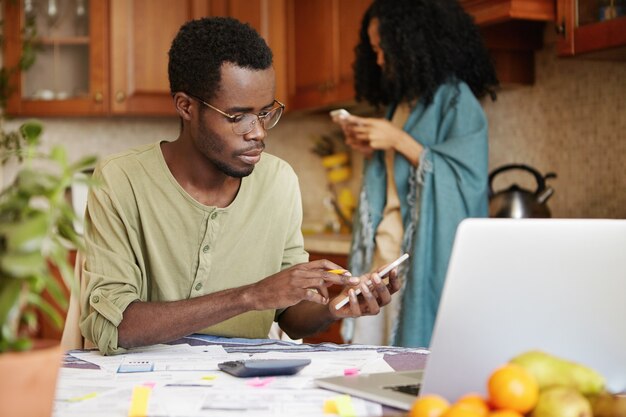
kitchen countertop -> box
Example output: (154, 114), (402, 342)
(303, 232), (351, 255)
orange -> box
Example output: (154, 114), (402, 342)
(455, 393), (490, 415)
(488, 411), (524, 417)
(487, 363), (539, 413)
(441, 403), (487, 417)
(410, 394), (451, 417)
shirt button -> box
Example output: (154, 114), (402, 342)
(202, 245), (209, 253)
(211, 212), (217, 220)
(92, 295), (100, 303)
(195, 283), (202, 291)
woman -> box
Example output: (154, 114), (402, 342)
(335, 0), (498, 347)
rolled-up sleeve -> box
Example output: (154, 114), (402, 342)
(79, 163), (144, 355)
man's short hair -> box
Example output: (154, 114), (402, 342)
(168, 17), (273, 100)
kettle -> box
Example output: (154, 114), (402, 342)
(488, 164), (557, 218)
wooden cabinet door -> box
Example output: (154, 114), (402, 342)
(555, 0), (626, 57)
(110, 0), (192, 115)
(110, 0), (287, 116)
(4, 0), (108, 116)
(287, 0), (370, 110)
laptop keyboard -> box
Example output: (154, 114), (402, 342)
(384, 383), (421, 396)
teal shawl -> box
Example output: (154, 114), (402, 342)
(347, 81), (489, 348)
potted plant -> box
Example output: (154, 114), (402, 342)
(0, 3), (93, 414)
(0, 119), (96, 417)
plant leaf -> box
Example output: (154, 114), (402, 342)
(19, 120), (43, 146)
(0, 212), (48, 253)
(69, 156), (98, 173)
(26, 292), (63, 330)
(0, 252), (46, 278)
(0, 278), (22, 337)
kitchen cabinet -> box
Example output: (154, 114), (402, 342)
(4, 0), (287, 117)
(555, 0), (626, 58)
(459, 0), (555, 85)
(110, 0), (288, 115)
(4, 0), (109, 116)
(460, 0), (554, 25)
(286, 0), (371, 111)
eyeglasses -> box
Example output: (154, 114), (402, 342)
(187, 93), (285, 136)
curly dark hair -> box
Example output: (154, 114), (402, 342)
(354, 0), (498, 107)
(168, 17), (273, 100)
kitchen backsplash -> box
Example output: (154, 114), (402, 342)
(3, 27), (625, 224)
(484, 30), (626, 219)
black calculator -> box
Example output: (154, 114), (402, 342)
(217, 358), (311, 377)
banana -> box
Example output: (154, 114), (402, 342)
(510, 350), (605, 395)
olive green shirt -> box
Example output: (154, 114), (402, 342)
(80, 142), (308, 355)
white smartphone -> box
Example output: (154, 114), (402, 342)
(334, 253), (409, 310)
(330, 108), (350, 120)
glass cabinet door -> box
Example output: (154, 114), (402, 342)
(4, 0), (107, 116)
(578, 0), (625, 27)
(23, 0), (90, 101)
(556, 0), (626, 56)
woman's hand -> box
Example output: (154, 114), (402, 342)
(346, 116), (404, 150)
(336, 117), (375, 157)
(328, 268), (401, 318)
(252, 259), (360, 310)
(341, 115), (422, 166)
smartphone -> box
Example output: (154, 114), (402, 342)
(330, 108), (350, 120)
(218, 359), (311, 378)
(334, 253), (409, 310)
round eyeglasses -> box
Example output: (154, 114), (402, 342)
(187, 93), (285, 136)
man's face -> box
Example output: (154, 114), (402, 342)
(193, 63), (276, 178)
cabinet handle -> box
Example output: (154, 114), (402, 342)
(555, 20), (566, 36)
(115, 91), (126, 103)
(94, 92), (103, 103)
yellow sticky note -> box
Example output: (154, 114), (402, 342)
(323, 398), (339, 414)
(323, 395), (356, 416)
(128, 386), (152, 417)
(334, 395), (356, 417)
(68, 392), (98, 402)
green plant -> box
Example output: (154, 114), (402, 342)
(0, 0), (96, 353)
(0, 120), (96, 352)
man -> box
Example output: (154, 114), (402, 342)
(80, 17), (400, 355)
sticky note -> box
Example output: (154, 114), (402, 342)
(343, 367), (359, 376)
(128, 386), (152, 417)
(334, 395), (356, 417)
(323, 398), (339, 414)
(246, 376), (275, 387)
(68, 392), (98, 402)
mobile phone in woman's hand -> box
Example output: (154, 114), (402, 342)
(330, 108), (351, 122)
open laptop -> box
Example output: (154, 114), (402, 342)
(315, 219), (626, 410)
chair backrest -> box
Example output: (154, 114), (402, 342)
(60, 251), (92, 350)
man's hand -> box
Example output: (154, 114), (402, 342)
(328, 268), (401, 318)
(251, 259), (360, 310)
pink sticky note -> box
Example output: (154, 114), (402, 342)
(246, 377), (276, 387)
(343, 367), (359, 376)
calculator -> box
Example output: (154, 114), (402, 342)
(217, 359), (311, 378)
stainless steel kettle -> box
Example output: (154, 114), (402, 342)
(488, 164), (557, 218)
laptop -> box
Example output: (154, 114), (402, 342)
(315, 219), (626, 410)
